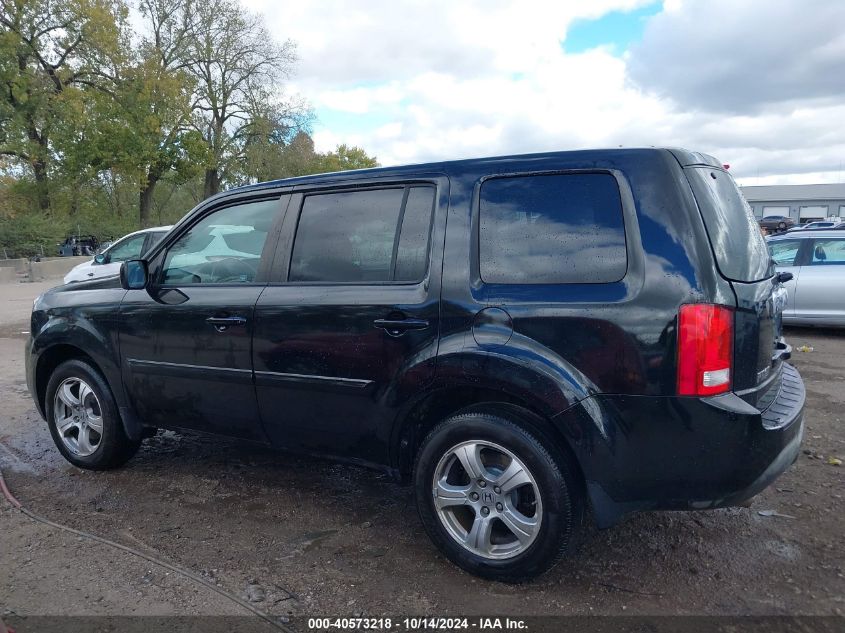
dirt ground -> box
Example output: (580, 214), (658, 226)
(1, 279), (843, 622)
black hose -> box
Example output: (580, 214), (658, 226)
(0, 467), (292, 632)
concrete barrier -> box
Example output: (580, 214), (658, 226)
(0, 258), (28, 273)
(0, 267), (17, 283)
(27, 256), (90, 282)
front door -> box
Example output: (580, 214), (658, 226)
(768, 238), (803, 317)
(253, 179), (447, 463)
(793, 237), (845, 323)
(119, 195), (284, 440)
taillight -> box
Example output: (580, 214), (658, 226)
(677, 304), (734, 396)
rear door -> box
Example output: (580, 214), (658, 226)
(253, 178), (447, 463)
(793, 237), (845, 324)
(119, 195), (284, 440)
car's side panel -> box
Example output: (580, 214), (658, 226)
(772, 234), (845, 326)
(439, 150), (731, 401)
(27, 280), (128, 417)
(117, 192), (288, 441)
(432, 149), (739, 518)
(119, 285), (267, 440)
(253, 176), (450, 465)
(791, 263), (845, 325)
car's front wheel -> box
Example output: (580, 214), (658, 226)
(45, 359), (141, 470)
(414, 411), (583, 582)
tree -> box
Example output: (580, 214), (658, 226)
(185, 0), (304, 198)
(241, 130), (379, 183)
(111, 0), (205, 225)
(315, 144), (379, 173)
(0, 0), (127, 211)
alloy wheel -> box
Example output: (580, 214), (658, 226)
(432, 440), (542, 560)
(53, 377), (104, 457)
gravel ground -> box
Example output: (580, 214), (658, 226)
(0, 280), (843, 622)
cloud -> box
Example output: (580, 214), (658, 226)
(242, 0), (845, 185)
(627, 0), (845, 113)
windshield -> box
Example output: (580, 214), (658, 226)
(686, 168), (772, 282)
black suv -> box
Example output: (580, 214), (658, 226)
(26, 148), (805, 582)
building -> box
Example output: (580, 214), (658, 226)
(740, 183), (845, 224)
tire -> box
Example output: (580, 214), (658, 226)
(414, 411), (583, 582)
(45, 359), (141, 470)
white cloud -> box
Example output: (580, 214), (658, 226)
(243, 0), (845, 184)
(627, 0), (845, 113)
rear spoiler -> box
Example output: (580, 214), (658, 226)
(667, 148), (723, 169)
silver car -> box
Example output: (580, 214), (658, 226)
(767, 229), (845, 327)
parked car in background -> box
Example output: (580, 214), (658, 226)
(63, 226), (172, 284)
(57, 234), (101, 257)
(786, 221), (838, 232)
(759, 215), (795, 232)
(28, 148), (804, 582)
(768, 229), (845, 327)
(96, 240), (114, 254)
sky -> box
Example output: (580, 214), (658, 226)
(241, 0), (845, 186)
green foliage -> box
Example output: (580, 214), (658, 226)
(315, 144), (380, 173)
(0, 0), (380, 254)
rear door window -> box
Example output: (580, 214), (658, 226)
(768, 240), (801, 266)
(809, 239), (845, 265)
(289, 186), (435, 283)
(478, 172), (627, 284)
(686, 168), (771, 282)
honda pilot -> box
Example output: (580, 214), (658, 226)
(26, 148), (805, 582)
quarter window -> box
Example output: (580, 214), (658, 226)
(768, 240), (801, 266)
(161, 199), (277, 284)
(289, 186), (435, 283)
(479, 173), (627, 284)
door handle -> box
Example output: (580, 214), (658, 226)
(373, 317), (430, 337)
(206, 315), (247, 332)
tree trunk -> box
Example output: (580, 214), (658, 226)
(32, 158), (50, 212)
(26, 124), (51, 212)
(203, 168), (220, 200)
(139, 170), (160, 227)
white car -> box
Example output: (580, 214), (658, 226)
(64, 226), (172, 284)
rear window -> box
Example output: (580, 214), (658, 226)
(479, 172), (627, 284)
(686, 168), (771, 282)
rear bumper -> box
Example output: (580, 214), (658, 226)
(570, 363), (805, 527)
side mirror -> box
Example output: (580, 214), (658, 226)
(776, 271), (793, 284)
(94, 253), (107, 265)
(120, 259), (149, 290)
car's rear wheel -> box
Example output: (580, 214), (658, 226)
(414, 411), (583, 582)
(45, 359), (141, 470)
